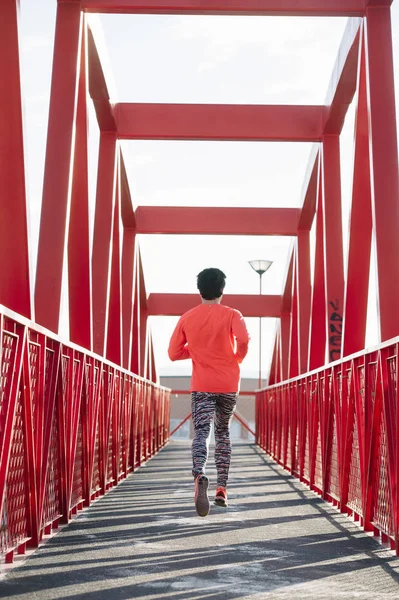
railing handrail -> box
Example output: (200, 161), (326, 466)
(0, 304), (171, 392)
(258, 334), (399, 392)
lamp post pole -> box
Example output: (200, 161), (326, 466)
(248, 260), (273, 390)
(258, 272), (263, 390)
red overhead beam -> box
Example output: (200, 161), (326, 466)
(147, 294), (282, 317)
(82, 0), (366, 17)
(135, 206), (300, 236)
(114, 104), (325, 142)
(87, 26), (116, 132)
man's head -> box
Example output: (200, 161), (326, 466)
(197, 268), (226, 300)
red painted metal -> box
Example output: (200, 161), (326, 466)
(147, 294), (282, 318)
(365, 7), (399, 342)
(68, 22), (92, 350)
(256, 336), (399, 554)
(138, 254), (148, 379)
(92, 132), (118, 356)
(322, 134), (344, 363)
(324, 23), (361, 135)
(81, 0), (366, 17)
(296, 231), (311, 373)
(0, 305), (170, 561)
(35, 1), (82, 332)
(298, 149), (319, 231)
(135, 207), (301, 236)
(308, 158), (326, 370)
(87, 26), (116, 132)
(121, 230), (136, 370)
(115, 104), (325, 142)
(170, 390), (255, 397)
(170, 413), (192, 437)
(288, 250), (299, 378)
(106, 160), (123, 365)
(0, 0), (31, 319)
(342, 28), (373, 357)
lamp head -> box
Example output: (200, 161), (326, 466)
(248, 260), (273, 276)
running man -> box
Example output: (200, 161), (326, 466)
(168, 268), (250, 517)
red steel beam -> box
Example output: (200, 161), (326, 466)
(342, 30), (372, 357)
(135, 207), (301, 236)
(0, 0), (31, 318)
(92, 131), (118, 355)
(68, 24), (92, 350)
(147, 294), (282, 317)
(324, 19), (361, 135)
(82, 1), (366, 17)
(366, 6), (399, 342)
(35, 2), (82, 331)
(299, 19), (362, 230)
(87, 25), (116, 131)
(114, 104), (325, 142)
(322, 134), (344, 363)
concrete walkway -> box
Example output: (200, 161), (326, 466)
(1, 441), (399, 599)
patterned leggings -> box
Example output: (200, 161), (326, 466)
(191, 392), (237, 488)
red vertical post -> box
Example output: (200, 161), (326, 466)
(35, 1), (82, 332)
(122, 229), (136, 370)
(308, 157), (326, 370)
(130, 255), (140, 375)
(0, 0), (31, 318)
(342, 30), (373, 357)
(289, 250), (299, 378)
(322, 134), (344, 363)
(281, 252), (294, 380)
(297, 230), (311, 373)
(68, 22), (92, 350)
(92, 131), (117, 356)
(106, 158), (122, 365)
(365, 6), (399, 342)
(281, 314), (291, 381)
(137, 251), (148, 378)
(268, 331), (278, 386)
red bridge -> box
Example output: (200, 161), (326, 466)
(1, 1), (399, 596)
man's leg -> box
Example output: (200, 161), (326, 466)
(191, 392), (216, 479)
(214, 393), (237, 490)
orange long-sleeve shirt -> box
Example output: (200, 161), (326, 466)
(168, 303), (250, 393)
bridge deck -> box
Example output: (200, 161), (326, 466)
(1, 441), (399, 599)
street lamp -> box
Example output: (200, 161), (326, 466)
(248, 260), (273, 389)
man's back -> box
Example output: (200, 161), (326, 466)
(168, 303), (249, 392)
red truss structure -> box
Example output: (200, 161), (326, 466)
(1, 0), (399, 558)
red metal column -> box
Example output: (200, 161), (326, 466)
(68, 22), (92, 350)
(296, 230), (311, 373)
(0, 0), (31, 317)
(365, 6), (399, 341)
(138, 253), (148, 378)
(92, 131), (117, 356)
(342, 29), (373, 357)
(308, 157), (326, 370)
(289, 249), (299, 378)
(106, 159), (122, 365)
(122, 229), (136, 370)
(281, 253), (294, 380)
(130, 253), (140, 375)
(322, 134), (344, 363)
(35, 1), (82, 332)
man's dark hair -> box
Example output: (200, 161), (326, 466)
(197, 268), (226, 300)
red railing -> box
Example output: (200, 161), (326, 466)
(256, 338), (399, 554)
(0, 305), (170, 563)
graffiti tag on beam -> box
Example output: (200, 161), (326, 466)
(329, 299), (342, 362)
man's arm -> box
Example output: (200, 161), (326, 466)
(168, 318), (190, 361)
(232, 310), (250, 364)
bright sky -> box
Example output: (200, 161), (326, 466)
(19, 1), (399, 380)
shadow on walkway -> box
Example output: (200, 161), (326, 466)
(1, 441), (399, 599)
